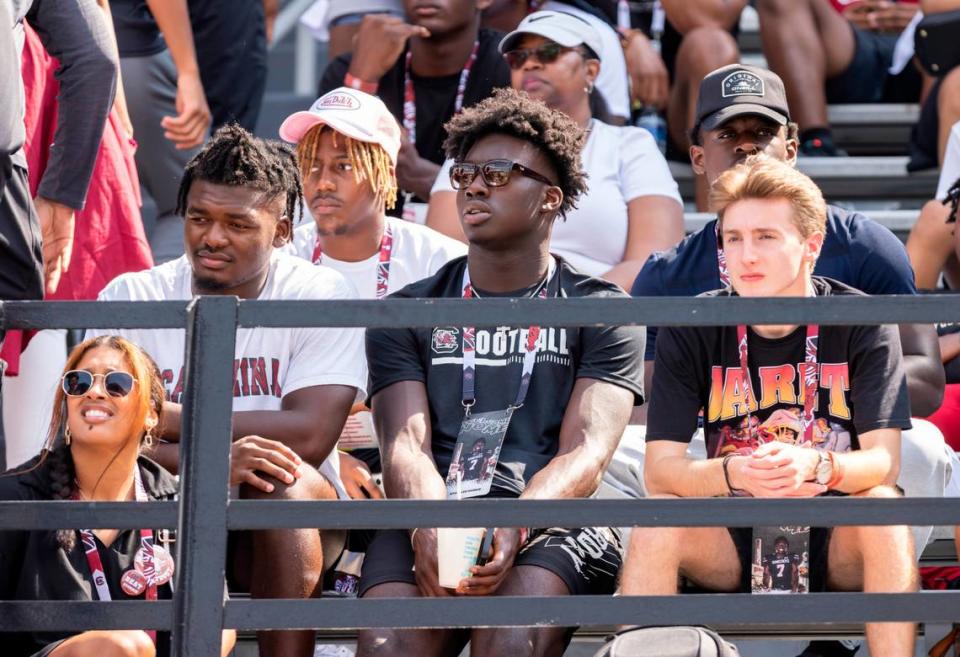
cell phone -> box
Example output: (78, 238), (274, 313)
(475, 527), (496, 566)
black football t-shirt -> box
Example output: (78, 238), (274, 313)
(647, 277), (912, 458)
(366, 257), (645, 497)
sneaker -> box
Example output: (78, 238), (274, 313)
(796, 639), (860, 657)
(799, 137), (847, 157)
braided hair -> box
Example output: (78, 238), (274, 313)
(944, 177), (960, 224)
(297, 125), (398, 211)
(176, 123), (304, 225)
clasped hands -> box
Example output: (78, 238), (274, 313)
(727, 441), (827, 498)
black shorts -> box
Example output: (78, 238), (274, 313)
(727, 527), (832, 593)
(826, 26), (921, 104)
(358, 526), (623, 598)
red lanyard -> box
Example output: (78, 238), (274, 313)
(312, 224), (394, 300)
(460, 260), (555, 414)
(78, 467), (158, 644)
(715, 222), (731, 287)
(403, 40), (479, 146)
(736, 322), (820, 445)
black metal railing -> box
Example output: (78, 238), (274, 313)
(2, 296), (960, 656)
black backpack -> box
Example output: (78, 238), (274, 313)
(594, 626), (741, 657)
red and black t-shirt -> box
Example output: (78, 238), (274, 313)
(647, 277), (912, 458)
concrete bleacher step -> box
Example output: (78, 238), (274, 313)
(669, 156), (938, 204)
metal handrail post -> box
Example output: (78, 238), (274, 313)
(171, 297), (238, 657)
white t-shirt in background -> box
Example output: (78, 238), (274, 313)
(936, 121), (960, 201)
(286, 216), (467, 297)
(89, 251), (368, 498)
(432, 120), (682, 276)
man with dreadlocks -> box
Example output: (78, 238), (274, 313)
(358, 88), (644, 657)
(279, 87), (465, 482)
(89, 124), (368, 657)
(280, 87), (466, 298)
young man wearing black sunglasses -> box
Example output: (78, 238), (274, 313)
(357, 88), (645, 657)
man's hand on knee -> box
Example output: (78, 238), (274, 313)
(230, 435), (304, 493)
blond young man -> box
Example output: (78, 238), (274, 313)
(619, 156), (918, 657)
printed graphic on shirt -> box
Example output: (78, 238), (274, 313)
(429, 327), (571, 368)
(707, 363), (853, 458)
(160, 358), (283, 404)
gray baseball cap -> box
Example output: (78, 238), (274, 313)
(499, 10), (603, 61)
(695, 64), (791, 131)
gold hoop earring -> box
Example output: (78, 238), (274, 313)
(64, 426), (71, 446)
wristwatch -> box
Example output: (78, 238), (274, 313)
(813, 451), (834, 486)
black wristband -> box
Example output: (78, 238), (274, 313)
(722, 454), (746, 496)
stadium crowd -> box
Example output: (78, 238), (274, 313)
(1, 1), (960, 657)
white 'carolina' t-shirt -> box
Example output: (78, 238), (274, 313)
(88, 250), (368, 498)
(285, 216), (467, 297)
(432, 120), (682, 276)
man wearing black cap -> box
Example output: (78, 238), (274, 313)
(608, 63), (948, 657)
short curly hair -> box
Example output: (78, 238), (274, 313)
(442, 88), (587, 218)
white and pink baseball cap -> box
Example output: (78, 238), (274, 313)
(279, 87), (402, 166)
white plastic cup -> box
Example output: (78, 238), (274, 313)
(437, 527), (485, 589)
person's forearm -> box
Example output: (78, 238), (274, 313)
(381, 442), (447, 500)
(521, 441), (614, 500)
(830, 446), (899, 493)
(400, 160), (441, 201)
(145, 441), (181, 474)
(145, 0), (200, 76)
(160, 401), (341, 467)
(646, 452), (730, 497)
(29, 0), (117, 209)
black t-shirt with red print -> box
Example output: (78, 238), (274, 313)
(366, 256), (645, 497)
(647, 277), (912, 459)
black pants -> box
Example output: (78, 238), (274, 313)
(0, 158), (43, 345)
(188, 0), (268, 133)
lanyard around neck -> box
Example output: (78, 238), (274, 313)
(78, 467), (158, 642)
(715, 222), (731, 287)
(736, 321), (820, 445)
(313, 224), (394, 300)
(403, 40), (479, 146)
(459, 259), (555, 414)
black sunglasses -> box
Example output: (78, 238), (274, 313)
(62, 370), (137, 398)
(449, 159), (555, 190)
(503, 43), (580, 70)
